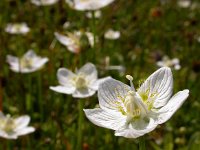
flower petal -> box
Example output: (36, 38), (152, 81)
(57, 68), (76, 86)
(72, 88), (96, 98)
(114, 118), (158, 138)
(98, 78), (131, 111)
(156, 89), (189, 124)
(16, 127), (35, 136)
(24, 50), (36, 58)
(50, 86), (75, 94)
(33, 57), (48, 68)
(89, 76), (111, 90)
(14, 116), (30, 131)
(77, 63), (97, 81)
(138, 67), (173, 108)
(84, 108), (126, 130)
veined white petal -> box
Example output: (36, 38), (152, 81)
(72, 88), (96, 98)
(98, 78), (131, 111)
(77, 63), (97, 81)
(84, 108), (126, 130)
(16, 127), (35, 136)
(14, 116), (30, 131)
(50, 86), (75, 94)
(156, 89), (189, 124)
(138, 67), (173, 108)
(114, 118), (158, 138)
(57, 68), (76, 86)
(89, 76), (111, 90)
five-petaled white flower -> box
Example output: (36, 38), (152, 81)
(54, 31), (95, 54)
(7, 50), (49, 73)
(65, 0), (115, 11)
(104, 29), (120, 40)
(31, 0), (58, 6)
(0, 112), (35, 139)
(84, 67), (189, 138)
(50, 63), (110, 98)
(157, 56), (181, 70)
(5, 23), (30, 35)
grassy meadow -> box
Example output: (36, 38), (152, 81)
(0, 0), (200, 149)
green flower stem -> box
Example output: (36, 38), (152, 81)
(77, 100), (84, 150)
(26, 74), (32, 112)
(38, 72), (44, 122)
(139, 136), (146, 150)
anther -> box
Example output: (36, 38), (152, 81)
(126, 75), (135, 91)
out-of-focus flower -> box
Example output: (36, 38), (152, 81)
(177, 0), (191, 8)
(7, 50), (48, 73)
(84, 67), (189, 138)
(103, 56), (125, 76)
(0, 112), (35, 139)
(5, 23), (30, 35)
(63, 21), (71, 29)
(65, 0), (115, 11)
(104, 29), (120, 40)
(157, 56), (181, 70)
(31, 0), (58, 6)
(86, 10), (102, 19)
(50, 63), (110, 98)
(54, 31), (94, 54)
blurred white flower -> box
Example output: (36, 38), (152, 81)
(86, 10), (102, 19)
(0, 112), (35, 139)
(157, 56), (181, 70)
(7, 50), (49, 73)
(50, 63), (110, 98)
(177, 0), (191, 8)
(65, 0), (114, 11)
(5, 23), (30, 35)
(84, 67), (189, 138)
(63, 21), (71, 29)
(54, 31), (95, 54)
(31, 0), (58, 6)
(104, 29), (120, 40)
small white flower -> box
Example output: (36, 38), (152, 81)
(177, 0), (191, 8)
(0, 112), (35, 139)
(157, 56), (181, 70)
(65, 0), (115, 11)
(63, 21), (71, 29)
(50, 63), (110, 98)
(7, 50), (49, 73)
(86, 10), (102, 19)
(104, 29), (120, 40)
(31, 0), (58, 6)
(5, 23), (30, 35)
(54, 31), (95, 54)
(84, 67), (189, 138)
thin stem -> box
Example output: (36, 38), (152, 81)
(38, 72), (43, 122)
(77, 100), (84, 150)
(26, 74), (32, 112)
(139, 136), (146, 150)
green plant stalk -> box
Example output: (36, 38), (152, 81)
(26, 74), (32, 112)
(77, 100), (84, 150)
(139, 136), (146, 150)
(38, 72), (44, 122)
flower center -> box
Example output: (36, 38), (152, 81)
(73, 75), (88, 89)
(20, 57), (33, 69)
(0, 115), (16, 133)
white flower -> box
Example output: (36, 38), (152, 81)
(0, 112), (35, 139)
(86, 10), (102, 19)
(63, 21), (71, 29)
(177, 0), (191, 8)
(157, 56), (181, 70)
(54, 31), (94, 54)
(65, 0), (115, 11)
(50, 63), (110, 98)
(31, 0), (58, 6)
(84, 67), (189, 138)
(104, 29), (120, 40)
(7, 50), (49, 73)
(5, 23), (30, 35)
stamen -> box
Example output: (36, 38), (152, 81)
(126, 75), (135, 91)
